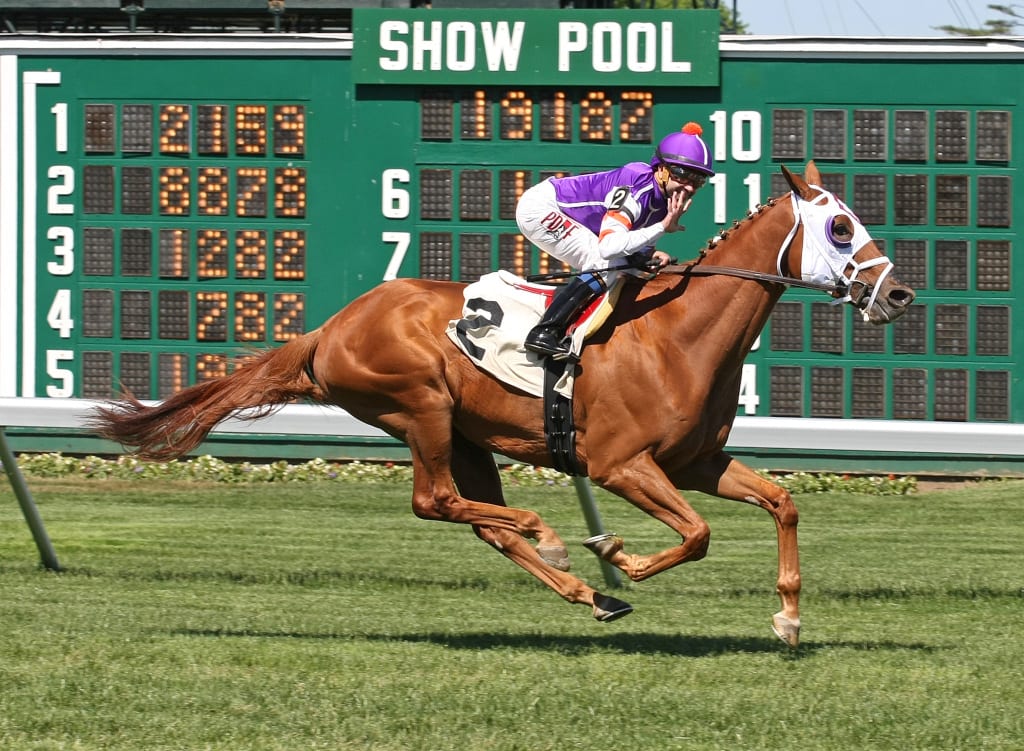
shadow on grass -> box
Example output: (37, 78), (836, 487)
(172, 628), (940, 658)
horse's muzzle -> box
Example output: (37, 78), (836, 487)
(859, 278), (916, 323)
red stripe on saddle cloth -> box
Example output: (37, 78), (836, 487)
(510, 280), (606, 333)
(510, 280), (556, 301)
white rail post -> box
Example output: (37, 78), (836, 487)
(572, 476), (622, 589)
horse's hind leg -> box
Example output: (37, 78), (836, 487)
(677, 452), (801, 648)
(442, 432), (632, 622)
(323, 323), (626, 619)
(407, 426), (561, 548)
(450, 432), (569, 571)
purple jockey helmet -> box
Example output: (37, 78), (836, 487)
(650, 122), (715, 177)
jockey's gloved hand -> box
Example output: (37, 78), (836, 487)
(626, 252), (658, 269)
(626, 252), (675, 271)
(621, 252), (663, 281)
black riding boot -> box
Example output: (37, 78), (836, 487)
(525, 275), (605, 358)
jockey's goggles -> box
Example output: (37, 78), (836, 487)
(665, 164), (708, 187)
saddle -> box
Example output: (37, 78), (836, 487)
(446, 271), (625, 475)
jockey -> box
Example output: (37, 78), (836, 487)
(515, 122), (715, 359)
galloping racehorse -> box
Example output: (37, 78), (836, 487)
(92, 163), (915, 647)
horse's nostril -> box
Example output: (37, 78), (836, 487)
(889, 286), (915, 307)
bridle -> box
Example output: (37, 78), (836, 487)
(663, 189), (894, 319)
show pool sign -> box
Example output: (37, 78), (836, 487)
(352, 8), (720, 86)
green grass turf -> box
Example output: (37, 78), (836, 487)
(1, 478), (1021, 750)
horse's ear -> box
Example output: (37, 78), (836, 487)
(780, 163), (816, 200)
(803, 160), (822, 186)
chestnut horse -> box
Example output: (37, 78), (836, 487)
(92, 162), (914, 647)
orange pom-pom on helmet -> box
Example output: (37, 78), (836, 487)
(651, 121), (715, 177)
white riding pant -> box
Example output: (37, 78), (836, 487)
(515, 180), (610, 272)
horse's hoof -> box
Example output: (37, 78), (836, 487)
(582, 533), (623, 560)
(771, 612), (801, 648)
(592, 592), (633, 622)
(537, 545), (571, 571)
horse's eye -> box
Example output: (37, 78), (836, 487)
(828, 215), (854, 246)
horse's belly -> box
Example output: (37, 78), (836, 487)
(445, 356), (550, 459)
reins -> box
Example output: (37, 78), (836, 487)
(660, 262), (849, 296)
(659, 192), (852, 297)
(526, 261), (840, 291)
(526, 252), (855, 300)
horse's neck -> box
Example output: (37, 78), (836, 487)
(664, 206), (794, 359)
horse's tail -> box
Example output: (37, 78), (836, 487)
(89, 328), (327, 461)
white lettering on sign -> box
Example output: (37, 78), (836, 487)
(412, 20), (442, 71)
(376, 19), (690, 75)
(378, 20), (526, 72)
(558, 21), (690, 74)
(481, 21), (525, 71)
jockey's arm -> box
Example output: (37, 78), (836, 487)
(594, 187), (686, 261)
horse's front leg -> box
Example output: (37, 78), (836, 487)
(587, 454), (713, 580)
(674, 452), (801, 648)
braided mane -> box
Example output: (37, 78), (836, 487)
(698, 196), (779, 258)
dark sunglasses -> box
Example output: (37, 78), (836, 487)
(665, 164), (708, 187)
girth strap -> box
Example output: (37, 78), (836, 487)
(542, 358), (585, 477)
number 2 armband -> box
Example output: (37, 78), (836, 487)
(604, 186), (641, 225)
